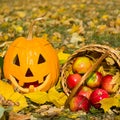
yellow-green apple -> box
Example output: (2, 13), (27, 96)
(72, 56), (92, 74)
(77, 86), (93, 99)
(66, 73), (82, 89)
(90, 88), (109, 108)
(86, 72), (102, 88)
(101, 74), (119, 93)
(69, 95), (91, 112)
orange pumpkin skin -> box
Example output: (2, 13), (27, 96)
(3, 37), (59, 93)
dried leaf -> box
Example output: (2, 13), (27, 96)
(9, 112), (30, 120)
(105, 57), (115, 65)
(70, 33), (85, 48)
(15, 11), (26, 18)
(111, 72), (120, 93)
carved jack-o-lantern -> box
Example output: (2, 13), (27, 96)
(3, 18), (59, 93)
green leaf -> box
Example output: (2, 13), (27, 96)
(0, 57), (3, 68)
(0, 106), (5, 119)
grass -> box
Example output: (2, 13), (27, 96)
(0, 0), (120, 119)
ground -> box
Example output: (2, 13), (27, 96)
(0, 0), (120, 119)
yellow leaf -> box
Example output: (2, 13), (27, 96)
(15, 11), (26, 18)
(105, 57), (115, 65)
(102, 14), (109, 21)
(0, 80), (28, 112)
(55, 77), (62, 90)
(48, 87), (67, 108)
(13, 25), (23, 33)
(111, 72), (120, 93)
(25, 91), (49, 104)
(0, 80), (14, 99)
(42, 33), (48, 40)
(100, 96), (120, 112)
(70, 24), (80, 33)
(116, 18), (120, 26)
(56, 92), (67, 107)
(97, 25), (107, 33)
(57, 48), (70, 64)
(10, 92), (28, 112)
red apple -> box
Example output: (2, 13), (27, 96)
(72, 56), (92, 74)
(90, 88), (109, 108)
(69, 95), (91, 112)
(86, 72), (102, 88)
(66, 73), (82, 89)
(77, 86), (93, 99)
(101, 74), (118, 93)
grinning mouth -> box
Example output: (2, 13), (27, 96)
(14, 74), (48, 88)
(23, 80), (40, 88)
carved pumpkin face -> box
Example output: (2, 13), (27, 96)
(3, 37), (59, 93)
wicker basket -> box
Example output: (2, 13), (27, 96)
(61, 44), (120, 96)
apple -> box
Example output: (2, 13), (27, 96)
(101, 74), (118, 93)
(86, 72), (102, 88)
(66, 73), (82, 89)
(69, 95), (91, 112)
(90, 88), (109, 108)
(72, 56), (92, 74)
(77, 86), (93, 99)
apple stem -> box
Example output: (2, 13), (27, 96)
(27, 13), (47, 40)
(64, 51), (109, 108)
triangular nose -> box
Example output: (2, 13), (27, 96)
(25, 68), (33, 77)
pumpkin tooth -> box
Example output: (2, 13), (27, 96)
(29, 85), (35, 92)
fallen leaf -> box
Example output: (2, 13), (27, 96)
(9, 112), (30, 120)
(57, 48), (70, 64)
(25, 91), (49, 104)
(105, 57), (115, 65)
(100, 95), (120, 112)
(10, 92), (28, 112)
(48, 87), (67, 108)
(0, 80), (28, 112)
(70, 33), (85, 48)
(0, 106), (5, 119)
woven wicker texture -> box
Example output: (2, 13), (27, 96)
(61, 44), (120, 96)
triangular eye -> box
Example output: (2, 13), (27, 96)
(13, 54), (20, 66)
(38, 54), (45, 64)
(25, 68), (33, 77)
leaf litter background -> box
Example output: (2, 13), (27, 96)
(0, 0), (120, 119)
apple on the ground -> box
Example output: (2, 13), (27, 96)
(69, 95), (91, 112)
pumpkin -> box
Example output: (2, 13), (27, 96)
(3, 18), (59, 93)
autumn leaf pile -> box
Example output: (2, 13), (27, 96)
(0, 0), (120, 119)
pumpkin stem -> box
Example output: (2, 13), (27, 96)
(27, 13), (47, 40)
